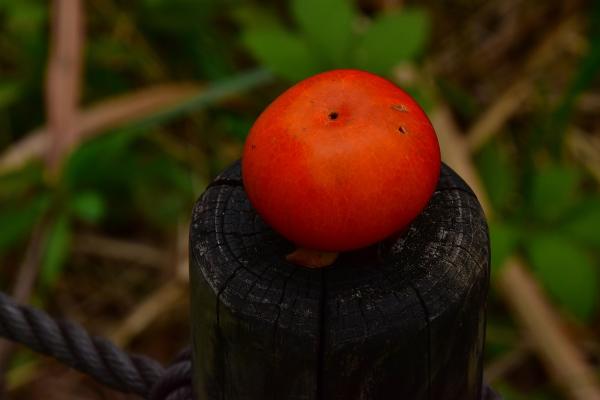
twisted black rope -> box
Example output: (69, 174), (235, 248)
(0, 292), (192, 399)
(149, 348), (192, 400)
(0, 291), (500, 399)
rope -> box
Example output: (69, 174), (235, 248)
(149, 348), (192, 400)
(0, 292), (192, 399)
(0, 291), (500, 399)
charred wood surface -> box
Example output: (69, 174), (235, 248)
(190, 161), (490, 400)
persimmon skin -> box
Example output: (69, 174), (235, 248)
(242, 69), (441, 252)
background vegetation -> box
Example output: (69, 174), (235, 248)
(1, 0), (600, 399)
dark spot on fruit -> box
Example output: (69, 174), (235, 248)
(251, 144), (256, 150)
(328, 112), (339, 120)
(398, 126), (407, 134)
(392, 104), (408, 113)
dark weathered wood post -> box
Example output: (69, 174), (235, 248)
(189, 161), (489, 400)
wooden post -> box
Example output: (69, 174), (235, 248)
(189, 161), (490, 400)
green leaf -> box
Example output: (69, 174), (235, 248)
(3, 1), (47, 36)
(489, 221), (520, 275)
(403, 85), (435, 113)
(8, 349), (36, 371)
(230, 5), (284, 31)
(70, 192), (106, 223)
(476, 140), (517, 213)
(215, 113), (254, 141)
(0, 163), (44, 200)
(41, 214), (71, 287)
(527, 234), (598, 321)
(291, 0), (356, 66)
(63, 130), (139, 191)
(528, 164), (581, 223)
(437, 78), (478, 120)
(354, 9), (429, 75)
(562, 197), (600, 249)
(242, 29), (322, 81)
(0, 195), (50, 254)
(132, 154), (194, 226)
(0, 81), (22, 109)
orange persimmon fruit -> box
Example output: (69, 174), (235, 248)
(242, 69), (441, 266)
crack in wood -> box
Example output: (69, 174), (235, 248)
(317, 268), (327, 400)
(409, 281), (432, 400)
(272, 268), (300, 343)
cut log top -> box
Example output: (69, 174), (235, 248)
(189, 161), (490, 400)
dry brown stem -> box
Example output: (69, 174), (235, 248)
(467, 17), (584, 151)
(45, 0), (84, 172)
(0, 0), (85, 393)
(0, 83), (200, 174)
(484, 341), (530, 383)
(430, 106), (491, 214)
(108, 280), (186, 347)
(568, 129), (600, 183)
(73, 233), (168, 268)
(0, 224), (47, 391)
(105, 222), (190, 347)
(498, 259), (600, 400)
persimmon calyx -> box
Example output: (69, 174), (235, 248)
(286, 248), (338, 268)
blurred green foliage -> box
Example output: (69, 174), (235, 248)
(0, 0), (600, 397)
(477, 1), (600, 331)
(480, 140), (600, 321)
(1, 0), (433, 290)
(240, 0), (429, 80)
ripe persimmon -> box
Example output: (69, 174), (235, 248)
(242, 69), (440, 266)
